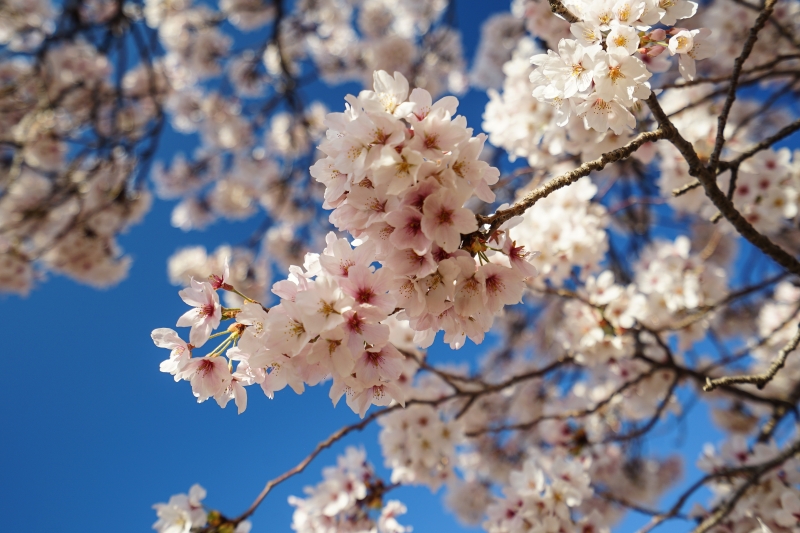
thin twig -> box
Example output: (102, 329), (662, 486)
(647, 94), (800, 277)
(707, 0), (778, 173)
(704, 324), (800, 391)
(478, 129), (665, 237)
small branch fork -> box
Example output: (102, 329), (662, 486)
(202, 357), (571, 530)
(647, 93), (800, 277)
(704, 324), (800, 391)
(636, 438), (800, 533)
(707, 0), (778, 174)
(673, 117), (800, 197)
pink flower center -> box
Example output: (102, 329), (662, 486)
(437, 208), (454, 226)
(198, 359), (215, 376)
(485, 274), (505, 294)
(405, 217), (422, 235)
(423, 133), (439, 150)
(366, 351), (382, 367)
(346, 313), (365, 334)
(356, 287), (376, 304)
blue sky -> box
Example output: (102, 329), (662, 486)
(0, 1), (784, 532)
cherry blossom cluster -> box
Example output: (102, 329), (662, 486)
(313, 70), (538, 350)
(693, 0), (800, 76)
(153, 484), (252, 533)
(6, 0), (799, 531)
(154, 228), (429, 416)
(483, 451), (601, 533)
(0, 0), (466, 295)
(549, 235), (727, 366)
(694, 437), (800, 533)
(750, 282), (800, 399)
(482, 20), (664, 168)
(528, 0), (713, 135)
(508, 176), (608, 284)
(378, 404), (462, 490)
(288, 447), (410, 533)
(142, 0), (466, 238)
(0, 0), (55, 50)
(0, 39), (153, 294)
(656, 87), (800, 233)
(482, 37), (561, 168)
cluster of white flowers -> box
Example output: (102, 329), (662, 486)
(0, 9), (164, 294)
(509, 176), (608, 284)
(484, 452), (601, 533)
(0, 153), (151, 294)
(469, 14), (526, 91)
(153, 484), (252, 533)
(551, 235), (727, 365)
(657, 88), (800, 235)
(152, 484), (208, 533)
(511, 0), (571, 48)
(750, 282), (800, 398)
(694, 0), (800, 76)
(528, 0), (712, 135)
(288, 447), (410, 533)
(482, 38), (561, 169)
(554, 270), (641, 364)
(695, 437), (800, 533)
(378, 404), (462, 490)
(315, 71), (537, 350)
(633, 236), (727, 343)
(140, 0), (466, 236)
(0, 0), (56, 51)
(0, 0), (470, 295)
(152, 71), (540, 417)
(727, 149), (800, 236)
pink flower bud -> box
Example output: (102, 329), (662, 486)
(649, 29), (667, 41)
(647, 45), (667, 57)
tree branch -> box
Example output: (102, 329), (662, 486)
(707, 0), (778, 173)
(547, 0), (579, 23)
(703, 323), (800, 391)
(478, 129), (665, 237)
(647, 93), (800, 277)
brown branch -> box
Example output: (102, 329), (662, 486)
(703, 324), (800, 391)
(691, 438), (800, 533)
(606, 374), (680, 443)
(547, 0), (579, 23)
(707, 0), (778, 173)
(647, 93), (800, 277)
(222, 403), (403, 528)
(656, 272), (789, 332)
(635, 345), (794, 411)
(657, 54), (800, 90)
(729, 0), (800, 51)
(666, 71), (800, 120)
(596, 490), (683, 519)
(466, 367), (660, 437)
(676, 117), (800, 196)
(636, 438), (800, 533)
(720, 118), (800, 170)
(478, 129), (665, 237)
(216, 357), (571, 527)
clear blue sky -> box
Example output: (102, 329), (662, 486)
(0, 1), (765, 532)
